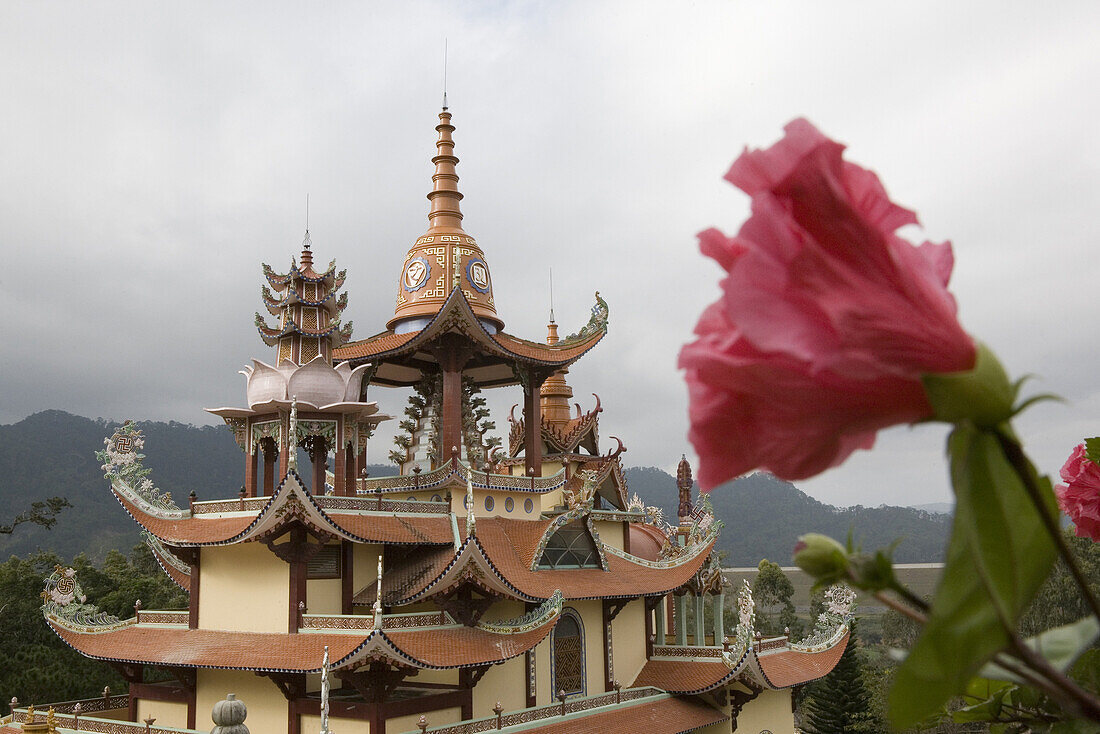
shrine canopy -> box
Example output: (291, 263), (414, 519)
(332, 108), (608, 390)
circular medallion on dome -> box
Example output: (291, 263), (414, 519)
(403, 256), (431, 292)
(466, 257), (491, 294)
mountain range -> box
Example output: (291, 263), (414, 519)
(0, 411), (950, 564)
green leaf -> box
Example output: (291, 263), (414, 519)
(978, 617), (1100, 684)
(888, 423), (1058, 727)
(1084, 438), (1100, 466)
(1070, 649), (1100, 692)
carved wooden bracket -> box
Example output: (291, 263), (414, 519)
(603, 598), (632, 622)
(460, 664), (492, 689)
(261, 671), (305, 701)
(435, 583), (495, 627)
(342, 662), (416, 704)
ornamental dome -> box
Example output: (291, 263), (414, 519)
(387, 109), (504, 334)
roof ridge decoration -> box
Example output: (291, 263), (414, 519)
(563, 291), (609, 342)
(791, 583), (855, 652)
(475, 589), (563, 634)
(41, 566), (124, 632)
(97, 422), (182, 515)
(142, 531), (191, 591)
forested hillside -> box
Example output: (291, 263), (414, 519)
(623, 467), (951, 565)
(1, 411), (950, 564)
(0, 411), (392, 561)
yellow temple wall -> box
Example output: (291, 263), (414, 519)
(351, 543), (381, 593)
(196, 670), (287, 734)
(539, 489), (564, 513)
(388, 707), (462, 734)
(134, 700), (188, 730)
(301, 713), (368, 733)
(471, 655), (526, 716)
(533, 634), (551, 705)
(199, 543), (288, 632)
(735, 686), (794, 733)
(450, 489), (542, 519)
(480, 598), (524, 623)
(594, 520), (623, 551)
(569, 600), (605, 697)
(307, 576), (342, 614)
(610, 598), (647, 687)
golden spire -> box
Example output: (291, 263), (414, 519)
(540, 322), (573, 426)
(388, 107), (503, 333)
(426, 110), (465, 234)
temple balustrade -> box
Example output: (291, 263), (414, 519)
(405, 686), (666, 734)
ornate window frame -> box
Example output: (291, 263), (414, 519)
(550, 606), (586, 697)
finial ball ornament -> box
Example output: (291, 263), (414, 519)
(211, 693), (248, 733)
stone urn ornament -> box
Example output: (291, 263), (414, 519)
(211, 693), (248, 734)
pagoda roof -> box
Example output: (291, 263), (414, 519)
(46, 614), (558, 673)
(750, 630), (851, 689)
(631, 660), (743, 695)
(356, 514), (717, 605)
(111, 470), (453, 548)
(509, 394), (603, 456)
(333, 288), (607, 388)
(144, 533), (191, 592)
(517, 695), (727, 734)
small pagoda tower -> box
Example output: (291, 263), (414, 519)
(257, 230), (353, 365)
(208, 232), (387, 496)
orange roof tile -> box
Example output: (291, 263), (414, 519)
(755, 632), (850, 688)
(631, 660), (738, 694)
(390, 517), (715, 603)
(519, 696), (727, 734)
(49, 619), (552, 672)
(386, 623), (554, 668)
(333, 330), (418, 360)
(49, 621), (366, 672)
(147, 539), (191, 592)
(116, 486), (452, 548)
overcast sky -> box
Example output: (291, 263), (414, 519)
(3, 1), (1099, 509)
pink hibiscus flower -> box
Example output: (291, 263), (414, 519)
(1056, 443), (1100, 542)
(680, 119), (976, 489)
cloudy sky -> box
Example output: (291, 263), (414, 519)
(3, 1), (1099, 508)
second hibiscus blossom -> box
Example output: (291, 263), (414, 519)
(680, 118), (977, 489)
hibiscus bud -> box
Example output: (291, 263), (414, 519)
(921, 343), (1015, 428)
(793, 533), (849, 584)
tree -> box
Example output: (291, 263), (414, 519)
(0, 497), (71, 535)
(801, 622), (878, 734)
(752, 559), (802, 638)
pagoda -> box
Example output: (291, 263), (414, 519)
(5, 106), (851, 734)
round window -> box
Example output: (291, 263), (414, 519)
(505, 497), (515, 513)
(431, 494), (442, 502)
(524, 498), (534, 513)
(484, 495), (495, 511)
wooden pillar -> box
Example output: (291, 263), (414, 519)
(523, 372), (543, 478)
(245, 444), (258, 498)
(311, 438), (327, 494)
(369, 704), (384, 734)
(645, 599), (655, 659)
(188, 549), (200, 630)
(694, 594), (706, 646)
(341, 541), (354, 615)
(344, 444), (357, 496)
(712, 591), (725, 644)
(186, 685), (196, 730)
(289, 699), (301, 734)
(674, 594), (688, 646)
(440, 346), (467, 466)
(263, 440), (277, 496)
(622, 521), (631, 555)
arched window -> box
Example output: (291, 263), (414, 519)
(552, 608), (585, 696)
(537, 521), (600, 569)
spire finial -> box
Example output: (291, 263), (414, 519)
(300, 195), (313, 267)
(549, 267), (555, 324)
(442, 39), (449, 110)
(465, 468), (476, 538)
(425, 104), (464, 233)
(373, 554), (384, 626)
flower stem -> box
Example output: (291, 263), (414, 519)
(993, 430), (1100, 622)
